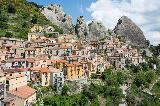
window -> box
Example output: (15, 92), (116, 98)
(59, 82), (62, 87)
(26, 100), (28, 105)
(50, 50), (52, 54)
(55, 74), (57, 77)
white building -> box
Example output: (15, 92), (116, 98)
(50, 68), (64, 91)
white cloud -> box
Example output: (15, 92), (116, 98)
(87, 0), (160, 45)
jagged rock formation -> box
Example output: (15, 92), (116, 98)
(75, 16), (108, 40)
(75, 16), (88, 39)
(88, 21), (108, 40)
(114, 16), (146, 47)
(41, 4), (73, 34)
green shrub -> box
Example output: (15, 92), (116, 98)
(5, 32), (13, 38)
(8, 3), (16, 13)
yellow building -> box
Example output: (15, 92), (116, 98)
(30, 67), (51, 86)
(65, 62), (83, 80)
(30, 24), (43, 33)
(35, 46), (45, 55)
(51, 59), (67, 69)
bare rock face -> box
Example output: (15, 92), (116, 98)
(88, 21), (108, 40)
(114, 16), (146, 47)
(75, 16), (88, 39)
(75, 16), (108, 40)
(41, 4), (73, 34)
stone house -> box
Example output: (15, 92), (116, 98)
(4, 69), (27, 91)
(7, 86), (36, 106)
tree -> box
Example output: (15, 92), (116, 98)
(134, 71), (146, 88)
(149, 45), (160, 57)
(134, 70), (157, 88)
(129, 64), (141, 73)
(90, 96), (99, 106)
(61, 85), (70, 96)
(5, 32), (13, 38)
(43, 96), (55, 105)
(31, 15), (37, 24)
(82, 84), (97, 101)
(21, 21), (29, 28)
(145, 71), (157, 84)
(140, 63), (149, 72)
(29, 2), (43, 8)
(91, 73), (98, 79)
(103, 86), (124, 105)
(8, 3), (16, 13)
(17, 30), (28, 39)
(21, 11), (30, 19)
(142, 50), (147, 58)
(79, 94), (88, 106)
(145, 40), (150, 47)
(0, 12), (8, 29)
(116, 71), (127, 85)
(53, 26), (63, 34)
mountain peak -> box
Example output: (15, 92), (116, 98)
(114, 16), (147, 48)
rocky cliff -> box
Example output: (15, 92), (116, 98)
(88, 21), (108, 40)
(75, 16), (108, 40)
(75, 16), (88, 39)
(41, 4), (73, 34)
(114, 16), (146, 47)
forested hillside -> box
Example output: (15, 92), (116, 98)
(0, 0), (63, 39)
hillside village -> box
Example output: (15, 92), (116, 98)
(1, 1), (160, 106)
(0, 24), (145, 106)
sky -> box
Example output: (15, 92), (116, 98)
(28, 0), (160, 45)
(27, 0), (95, 23)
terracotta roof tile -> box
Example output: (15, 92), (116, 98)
(65, 63), (74, 67)
(30, 67), (50, 73)
(26, 58), (35, 63)
(51, 59), (67, 63)
(3, 69), (23, 73)
(59, 46), (71, 49)
(50, 67), (62, 73)
(25, 48), (36, 51)
(73, 62), (82, 65)
(8, 86), (36, 99)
